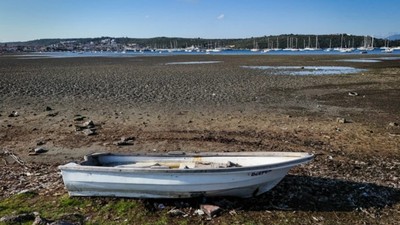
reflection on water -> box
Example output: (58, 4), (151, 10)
(241, 66), (366, 75)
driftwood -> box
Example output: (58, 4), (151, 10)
(1, 149), (29, 169)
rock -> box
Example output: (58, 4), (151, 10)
(32, 215), (51, 225)
(82, 120), (95, 128)
(389, 122), (398, 127)
(34, 147), (47, 154)
(229, 210), (237, 216)
(348, 92), (359, 96)
(75, 120), (96, 131)
(45, 106), (53, 111)
(193, 209), (205, 216)
(336, 117), (347, 123)
(114, 136), (135, 146)
(121, 136), (135, 142)
(82, 129), (96, 136)
(200, 204), (221, 217)
(167, 208), (185, 217)
(73, 115), (86, 121)
(8, 111), (19, 117)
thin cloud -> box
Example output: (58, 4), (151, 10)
(217, 14), (225, 20)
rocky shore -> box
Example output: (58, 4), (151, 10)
(0, 54), (399, 224)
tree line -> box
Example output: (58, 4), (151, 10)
(3, 34), (400, 49)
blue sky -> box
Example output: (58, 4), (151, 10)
(0, 0), (399, 42)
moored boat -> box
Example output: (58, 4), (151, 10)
(59, 151), (313, 198)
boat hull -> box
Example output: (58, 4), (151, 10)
(59, 152), (313, 198)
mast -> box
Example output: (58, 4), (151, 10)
(276, 37), (279, 49)
(340, 34), (343, 49)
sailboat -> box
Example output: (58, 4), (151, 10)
(324, 39), (332, 51)
(250, 40), (260, 52)
(381, 39), (393, 53)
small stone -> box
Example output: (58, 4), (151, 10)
(121, 136), (135, 142)
(348, 92), (359, 96)
(114, 136), (135, 146)
(74, 125), (86, 131)
(389, 122), (398, 127)
(8, 111), (19, 117)
(82, 129), (96, 136)
(167, 208), (184, 217)
(45, 106), (53, 111)
(229, 210), (237, 216)
(34, 147), (47, 154)
(32, 215), (51, 225)
(200, 204), (221, 217)
(83, 120), (94, 127)
(73, 115), (86, 121)
(336, 117), (347, 123)
(193, 209), (205, 216)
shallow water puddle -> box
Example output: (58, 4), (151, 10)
(241, 66), (366, 75)
(337, 59), (381, 63)
(165, 61), (221, 65)
(374, 57), (400, 60)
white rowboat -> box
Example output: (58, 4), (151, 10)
(59, 151), (313, 198)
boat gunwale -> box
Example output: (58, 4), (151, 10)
(58, 151), (313, 174)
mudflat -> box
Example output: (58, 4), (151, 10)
(1, 54), (399, 224)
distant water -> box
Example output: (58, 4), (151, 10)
(15, 48), (400, 58)
(165, 61), (221, 65)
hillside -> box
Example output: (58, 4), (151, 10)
(2, 34), (400, 50)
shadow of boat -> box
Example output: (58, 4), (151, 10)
(141, 175), (399, 212)
(242, 175), (400, 212)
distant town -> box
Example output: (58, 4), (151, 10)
(1, 34), (399, 53)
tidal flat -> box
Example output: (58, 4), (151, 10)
(0, 54), (399, 224)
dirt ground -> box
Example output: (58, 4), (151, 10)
(0, 54), (399, 224)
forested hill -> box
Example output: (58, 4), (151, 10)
(3, 34), (400, 49)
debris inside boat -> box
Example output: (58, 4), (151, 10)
(59, 151), (313, 198)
